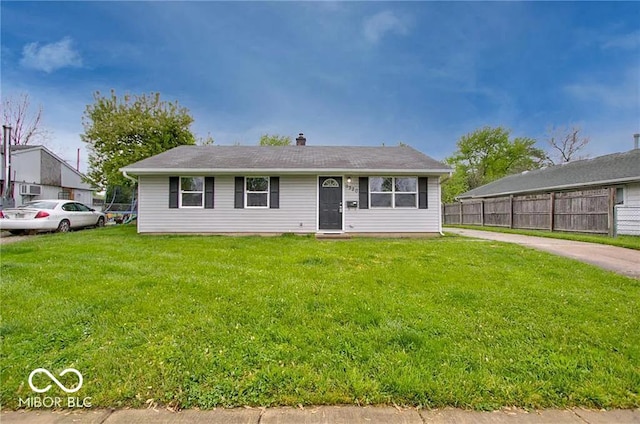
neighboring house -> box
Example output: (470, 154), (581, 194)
(120, 135), (451, 235)
(0, 145), (94, 207)
(456, 148), (640, 236)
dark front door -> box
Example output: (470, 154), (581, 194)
(319, 176), (343, 231)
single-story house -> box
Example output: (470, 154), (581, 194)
(457, 148), (640, 236)
(0, 145), (94, 207)
(120, 135), (452, 235)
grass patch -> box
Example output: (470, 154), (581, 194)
(1, 225), (639, 410)
(446, 225), (640, 251)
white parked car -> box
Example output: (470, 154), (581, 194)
(0, 200), (106, 235)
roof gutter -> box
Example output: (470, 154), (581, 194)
(120, 168), (453, 176)
(122, 170), (138, 185)
(458, 176), (640, 199)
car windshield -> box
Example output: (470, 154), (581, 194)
(20, 201), (58, 210)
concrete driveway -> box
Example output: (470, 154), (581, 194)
(0, 231), (33, 245)
(3, 406), (639, 424)
(0, 231), (38, 245)
(447, 228), (640, 279)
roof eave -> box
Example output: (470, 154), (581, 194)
(457, 176), (640, 199)
(121, 167), (453, 175)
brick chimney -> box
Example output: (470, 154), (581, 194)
(296, 133), (306, 146)
(634, 133), (639, 150)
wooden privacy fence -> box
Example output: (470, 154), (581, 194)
(443, 188), (615, 235)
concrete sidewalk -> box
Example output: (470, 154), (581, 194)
(446, 228), (640, 279)
(2, 406), (639, 424)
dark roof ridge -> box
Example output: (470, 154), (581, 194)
(121, 144), (451, 173)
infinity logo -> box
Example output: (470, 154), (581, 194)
(28, 368), (83, 394)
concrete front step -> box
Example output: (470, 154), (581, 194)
(315, 233), (352, 240)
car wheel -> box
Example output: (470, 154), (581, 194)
(96, 216), (105, 228)
(57, 219), (71, 233)
(9, 230), (25, 236)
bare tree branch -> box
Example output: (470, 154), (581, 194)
(1, 93), (49, 145)
(546, 125), (590, 164)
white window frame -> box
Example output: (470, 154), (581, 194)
(615, 186), (625, 205)
(245, 176), (270, 209)
(369, 176), (418, 209)
(179, 176), (204, 208)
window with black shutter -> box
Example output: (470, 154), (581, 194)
(359, 177), (369, 209)
(204, 177), (215, 209)
(419, 177), (428, 209)
(169, 177), (179, 208)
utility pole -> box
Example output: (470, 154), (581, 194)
(2, 125), (15, 208)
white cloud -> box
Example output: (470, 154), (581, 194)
(20, 37), (82, 73)
(363, 11), (408, 44)
(601, 30), (640, 50)
(563, 64), (640, 110)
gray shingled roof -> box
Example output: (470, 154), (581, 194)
(122, 145), (451, 174)
(458, 149), (640, 199)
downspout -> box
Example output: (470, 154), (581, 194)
(438, 174), (447, 236)
(122, 170), (137, 185)
(121, 170), (138, 207)
(2, 125), (12, 201)
(121, 170), (138, 225)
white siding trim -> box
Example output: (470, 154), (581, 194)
(138, 175), (316, 233)
(615, 183), (640, 236)
(136, 174), (443, 234)
(343, 176), (441, 233)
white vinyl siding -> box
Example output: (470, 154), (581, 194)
(136, 174), (444, 234)
(137, 175), (316, 233)
(623, 183), (640, 207)
(615, 183), (640, 236)
(10, 149), (41, 184)
(344, 177), (441, 233)
(4, 147), (94, 207)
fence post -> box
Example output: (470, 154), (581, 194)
(549, 192), (555, 232)
(480, 200), (485, 226)
(608, 187), (615, 237)
(459, 202), (463, 225)
(509, 195), (514, 228)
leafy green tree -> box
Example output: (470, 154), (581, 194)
(442, 126), (546, 202)
(81, 90), (196, 189)
(259, 133), (292, 146)
(441, 168), (469, 204)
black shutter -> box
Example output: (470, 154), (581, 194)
(204, 177), (215, 209)
(169, 177), (179, 208)
(270, 177), (279, 209)
(234, 177), (244, 209)
(419, 177), (428, 209)
(359, 177), (369, 209)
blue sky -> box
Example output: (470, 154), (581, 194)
(1, 1), (639, 172)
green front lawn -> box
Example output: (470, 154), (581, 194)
(1, 226), (638, 410)
(445, 225), (640, 251)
